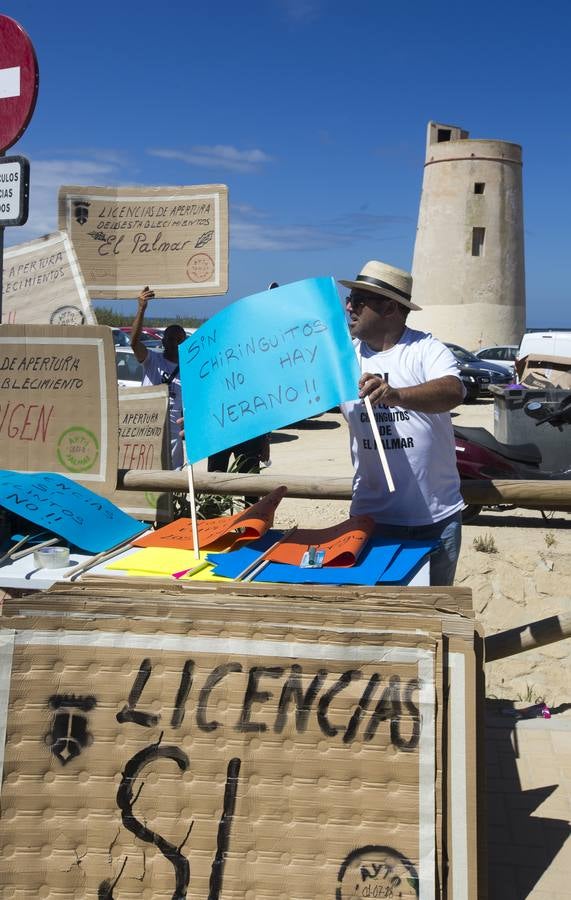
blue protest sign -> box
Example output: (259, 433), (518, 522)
(0, 471), (147, 552)
(179, 277), (360, 463)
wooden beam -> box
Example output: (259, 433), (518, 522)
(485, 610), (571, 661)
(118, 469), (571, 508)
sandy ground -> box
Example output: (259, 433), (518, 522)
(263, 400), (571, 706)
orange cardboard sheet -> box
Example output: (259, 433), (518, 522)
(134, 485), (288, 550)
(265, 515), (375, 566)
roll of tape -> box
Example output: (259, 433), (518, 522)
(34, 546), (70, 569)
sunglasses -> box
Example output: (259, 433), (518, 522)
(346, 292), (389, 311)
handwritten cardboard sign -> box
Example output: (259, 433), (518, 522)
(58, 184), (229, 298)
(109, 385), (173, 522)
(0, 599), (444, 898)
(0, 471), (147, 551)
(180, 278), (360, 463)
(2, 231), (96, 326)
(0, 324), (119, 491)
(134, 486), (288, 550)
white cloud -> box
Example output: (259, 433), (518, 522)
(278, 0), (322, 22)
(231, 202), (270, 218)
(148, 145), (274, 174)
(7, 157), (121, 245)
(232, 221), (352, 251)
(231, 207), (411, 251)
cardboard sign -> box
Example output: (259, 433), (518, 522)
(0, 602), (441, 898)
(2, 231), (96, 325)
(180, 278), (360, 463)
(134, 486), (288, 550)
(0, 324), (119, 490)
(0, 471), (146, 552)
(58, 184), (229, 298)
(515, 354), (571, 390)
(109, 385), (173, 522)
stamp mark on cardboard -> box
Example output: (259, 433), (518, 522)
(336, 845), (419, 899)
(57, 426), (99, 472)
(187, 252), (214, 282)
(50, 305), (86, 325)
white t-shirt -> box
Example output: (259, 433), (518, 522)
(341, 328), (464, 526)
(142, 350), (183, 469)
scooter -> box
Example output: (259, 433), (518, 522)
(454, 394), (571, 522)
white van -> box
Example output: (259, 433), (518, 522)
(517, 331), (571, 361)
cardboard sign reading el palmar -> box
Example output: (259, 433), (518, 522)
(58, 184), (228, 298)
(2, 231), (96, 325)
(0, 598), (438, 898)
(180, 278), (360, 463)
(0, 325), (118, 490)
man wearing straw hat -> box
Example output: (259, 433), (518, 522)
(339, 260), (466, 585)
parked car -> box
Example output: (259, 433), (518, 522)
(458, 367), (481, 402)
(473, 344), (518, 374)
(517, 331), (571, 361)
(119, 326), (163, 348)
(115, 348), (144, 388)
(445, 343), (513, 394)
(111, 328), (131, 347)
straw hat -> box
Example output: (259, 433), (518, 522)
(339, 260), (421, 311)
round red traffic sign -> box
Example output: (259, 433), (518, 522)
(0, 16), (39, 153)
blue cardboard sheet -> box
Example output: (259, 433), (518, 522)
(208, 532), (437, 585)
(0, 471), (147, 553)
(206, 530), (283, 576)
(209, 535), (400, 584)
(377, 541), (439, 584)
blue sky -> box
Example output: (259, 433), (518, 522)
(4, 0), (571, 327)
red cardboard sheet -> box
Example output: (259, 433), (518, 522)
(134, 486), (287, 550)
(265, 515), (375, 567)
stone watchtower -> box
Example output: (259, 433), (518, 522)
(411, 121), (525, 349)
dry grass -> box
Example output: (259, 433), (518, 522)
(473, 532), (498, 554)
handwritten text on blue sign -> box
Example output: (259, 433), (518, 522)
(180, 278), (359, 463)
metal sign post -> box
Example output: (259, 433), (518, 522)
(0, 15), (39, 321)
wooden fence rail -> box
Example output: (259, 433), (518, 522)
(118, 470), (571, 509)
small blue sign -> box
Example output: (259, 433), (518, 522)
(0, 471), (147, 552)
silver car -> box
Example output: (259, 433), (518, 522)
(473, 344), (518, 374)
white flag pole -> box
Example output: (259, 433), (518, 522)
(362, 394), (395, 493)
(182, 440), (201, 560)
(355, 347), (395, 493)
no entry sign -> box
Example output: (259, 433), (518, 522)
(0, 16), (39, 152)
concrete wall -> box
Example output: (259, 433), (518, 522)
(411, 124), (526, 350)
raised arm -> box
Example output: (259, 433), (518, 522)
(359, 373), (465, 414)
(130, 286), (155, 363)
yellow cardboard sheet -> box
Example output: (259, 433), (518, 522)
(105, 547), (230, 582)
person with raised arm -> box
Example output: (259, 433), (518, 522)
(131, 286), (187, 469)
